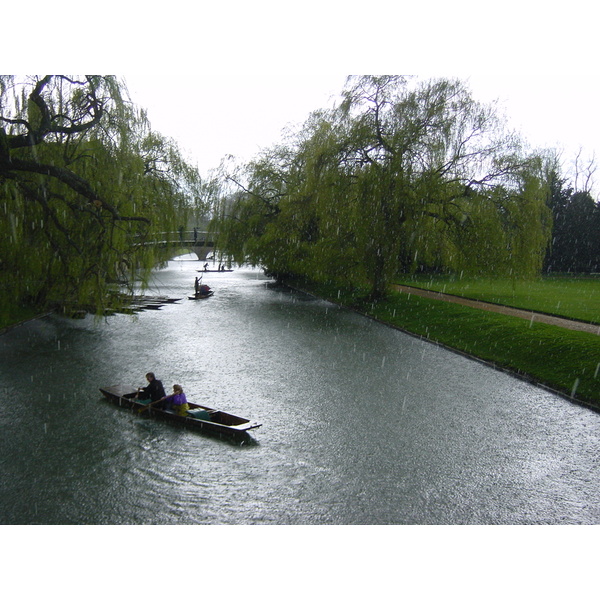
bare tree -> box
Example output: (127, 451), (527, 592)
(572, 147), (597, 194)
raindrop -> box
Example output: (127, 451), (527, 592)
(594, 363), (599, 379)
(381, 356), (386, 368)
(571, 378), (580, 397)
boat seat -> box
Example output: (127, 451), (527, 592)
(187, 408), (212, 421)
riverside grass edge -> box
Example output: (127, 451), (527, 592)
(285, 277), (600, 412)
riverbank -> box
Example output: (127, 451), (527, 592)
(0, 309), (55, 336)
(392, 284), (600, 335)
(0, 292), (177, 335)
(284, 278), (600, 411)
(394, 274), (600, 324)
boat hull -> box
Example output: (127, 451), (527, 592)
(188, 291), (214, 300)
(99, 385), (261, 440)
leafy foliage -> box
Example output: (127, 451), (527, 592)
(0, 75), (206, 319)
(214, 76), (552, 298)
(544, 168), (600, 272)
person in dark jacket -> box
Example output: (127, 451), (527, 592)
(137, 372), (166, 405)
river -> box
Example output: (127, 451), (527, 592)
(1, 256), (600, 524)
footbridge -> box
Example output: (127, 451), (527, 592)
(138, 230), (217, 260)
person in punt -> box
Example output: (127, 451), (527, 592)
(137, 372), (166, 405)
(160, 384), (190, 416)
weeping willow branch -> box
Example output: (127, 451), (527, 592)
(4, 157), (150, 224)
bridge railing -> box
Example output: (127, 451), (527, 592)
(137, 231), (215, 247)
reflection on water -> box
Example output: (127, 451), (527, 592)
(1, 257), (600, 524)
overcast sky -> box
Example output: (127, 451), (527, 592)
(11, 0), (599, 193)
(124, 71), (600, 190)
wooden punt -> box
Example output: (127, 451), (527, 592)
(99, 384), (261, 440)
(188, 291), (214, 300)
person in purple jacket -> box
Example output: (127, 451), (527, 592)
(160, 384), (190, 416)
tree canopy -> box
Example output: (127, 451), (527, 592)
(214, 76), (553, 298)
(0, 75), (207, 318)
(544, 167), (600, 273)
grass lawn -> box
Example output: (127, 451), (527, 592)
(290, 278), (600, 408)
(393, 274), (600, 325)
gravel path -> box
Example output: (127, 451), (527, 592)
(392, 285), (600, 335)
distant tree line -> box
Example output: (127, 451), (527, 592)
(0, 75), (208, 319)
(544, 169), (600, 273)
(213, 76), (556, 298)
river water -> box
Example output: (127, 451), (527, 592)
(2, 256), (600, 525)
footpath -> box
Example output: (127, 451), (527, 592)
(392, 284), (600, 336)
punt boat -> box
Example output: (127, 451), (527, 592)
(99, 384), (261, 440)
(188, 291), (214, 300)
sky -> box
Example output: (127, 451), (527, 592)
(124, 70), (600, 191)
(10, 0), (600, 193)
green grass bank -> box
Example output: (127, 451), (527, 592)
(394, 274), (600, 325)
(286, 277), (600, 410)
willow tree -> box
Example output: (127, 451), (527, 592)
(214, 76), (551, 298)
(214, 110), (361, 282)
(214, 145), (293, 274)
(0, 75), (205, 318)
(316, 76), (549, 296)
